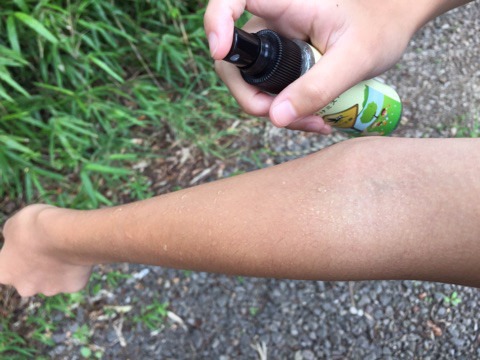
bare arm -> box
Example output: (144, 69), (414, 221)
(412, 0), (475, 30)
(2, 137), (480, 297)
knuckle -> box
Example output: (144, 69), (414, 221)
(233, 91), (268, 117)
(242, 92), (271, 117)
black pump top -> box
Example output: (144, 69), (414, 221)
(223, 27), (303, 94)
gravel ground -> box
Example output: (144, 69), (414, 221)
(45, 4), (480, 359)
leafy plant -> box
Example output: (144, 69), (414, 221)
(0, 1), (249, 357)
(453, 113), (480, 138)
(0, 0), (241, 209)
(0, 317), (37, 357)
(42, 292), (85, 319)
(73, 324), (91, 344)
(105, 271), (131, 288)
(133, 300), (169, 331)
(444, 291), (462, 306)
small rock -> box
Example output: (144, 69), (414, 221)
(448, 327), (460, 338)
(52, 333), (66, 344)
(302, 350), (316, 360)
(358, 295), (370, 307)
(133, 268), (150, 280)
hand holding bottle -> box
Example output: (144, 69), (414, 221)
(204, 0), (471, 133)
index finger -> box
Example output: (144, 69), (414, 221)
(204, 0), (292, 59)
(214, 17), (274, 116)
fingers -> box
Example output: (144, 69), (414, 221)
(286, 116), (333, 134)
(214, 17), (274, 116)
(215, 61), (273, 116)
(270, 40), (368, 128)
(206, 1), (342, 134)
(204, 0), (246, 59)
(204, 0), (292, 59)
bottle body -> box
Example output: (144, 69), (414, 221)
(298, 41), (402, 136)
(224, 28), (402, 136)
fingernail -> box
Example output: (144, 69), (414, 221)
(208, 32), (218, 57)
(272, 100), (298, 127)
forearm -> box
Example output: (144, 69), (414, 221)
(408, 0), (475, 31)
(43, 138), (480, 287)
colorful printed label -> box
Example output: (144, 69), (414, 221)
(309, 46), (402, 136)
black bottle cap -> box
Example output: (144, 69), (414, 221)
(224, 28), (261, 68)
(223, 27), (303, 94)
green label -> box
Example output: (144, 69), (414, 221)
(319, 79), (402, 136)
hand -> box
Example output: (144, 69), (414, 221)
(0, 205), (93, 297)
(205, 0), (418, 133)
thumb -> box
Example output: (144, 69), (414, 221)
(204, 0), (293, 60)
(269, 43), (368, 128)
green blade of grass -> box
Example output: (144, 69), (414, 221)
(14, 12), (58, 44)
(80, 171), (98, 207)
(0, 83), (14, 102)
(0, 66), (30, 97)
(13, 0), (29, 12)
(7, 16), (21, 54)
(89, 56), (124, 83)
(83, 162), (132, 175)
(0, 134), (35, 155)
(34, 82), (75, 96)
(31, 167), (64, 181)
(0, 44), (28, 65)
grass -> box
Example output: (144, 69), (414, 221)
(0, 0), (245, 211)
(453, 112), (480, 138)
(444, 291), (462, 306)
(133, 300), (169, 331)
(0, 317), (37, 358)
(0, 268), (141, 358)
(0, 1), (254, 357)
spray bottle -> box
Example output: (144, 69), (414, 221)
(223, 27), (402, 136)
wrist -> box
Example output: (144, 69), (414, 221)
(401, 0), (473, 33)
(37, 206), (100, 266)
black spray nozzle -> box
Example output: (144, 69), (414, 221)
(223, 27), (303, 94)
(224, 27), (261, 68)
